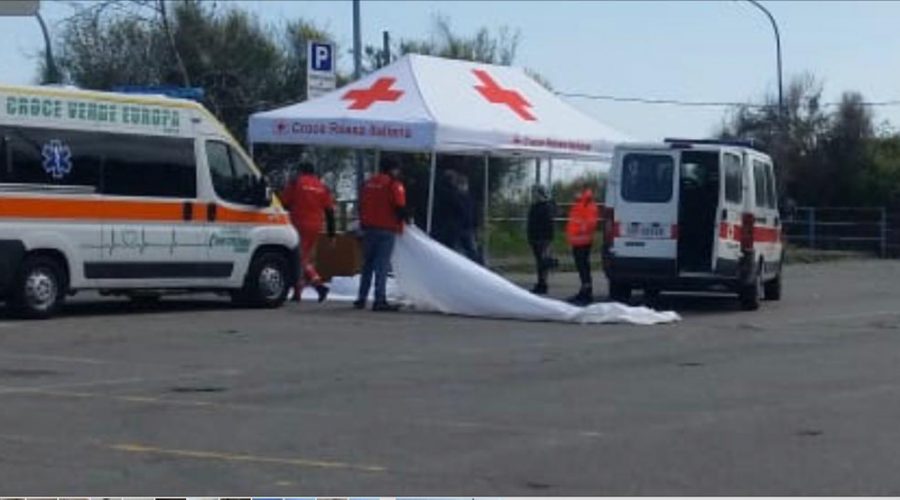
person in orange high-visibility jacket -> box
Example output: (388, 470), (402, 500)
(355, 156), (408, 312)
(565, 185), (600, 305)
(280, 162), (335, 303)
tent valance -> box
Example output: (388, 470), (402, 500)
(248, 54), (629, 159)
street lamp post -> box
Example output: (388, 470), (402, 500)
(35, 12), (60, 84)
(746, 0), (783, 117)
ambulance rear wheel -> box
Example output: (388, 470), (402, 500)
(11, 256), (66, 319)
(236, 252), (289, 308)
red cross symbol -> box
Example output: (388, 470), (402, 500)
(342, 77), (404, 110)
(472, 69), (536, 121)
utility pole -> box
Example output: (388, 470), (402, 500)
(746, 0), (783, 119)
(352, 0), (364, 209)
(382, 30), (390, 67)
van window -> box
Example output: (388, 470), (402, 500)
(206, 140), (259, 205)
(723, 153), (743, 203)
(101, 135), (196, 198)
(753, 159), (768, 208)
(0, 126), (101, 190)
(765, 163), (777, 209)
(621, 153), (674, 203)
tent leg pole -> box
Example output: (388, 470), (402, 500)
(547, 157), (553, 189)
(249, 142), (255, 160)
(427, 151), (437, 234)
(535, 158), (541, 185)
(483, 154), (490, 265)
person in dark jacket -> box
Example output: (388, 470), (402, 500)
(527, 184), (555, 294)
(432, 169), (464, 248)
(455, 175), (483, 263)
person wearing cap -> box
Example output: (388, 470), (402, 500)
(527, 184), (555, 294)
(355, 156), (408, 312)
(279, 161), (335, 302)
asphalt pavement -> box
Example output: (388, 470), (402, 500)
(1, 259), (900, 495)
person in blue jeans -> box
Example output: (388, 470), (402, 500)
(355, 157), (407, 312)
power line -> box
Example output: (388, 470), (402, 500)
(556, 91), (900, 109)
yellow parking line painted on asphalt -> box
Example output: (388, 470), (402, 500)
(108, 443), (387, 473)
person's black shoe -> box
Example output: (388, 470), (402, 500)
(567, 288), (593, 306)
(372, 301), (400, 312)
(353, 299), (366, 310)
(315, 284), (330, 303)
(531, 282), (548, 295)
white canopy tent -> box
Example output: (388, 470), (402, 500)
(248, 53), (629, 235)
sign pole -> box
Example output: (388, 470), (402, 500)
(427, 151), (437, 234)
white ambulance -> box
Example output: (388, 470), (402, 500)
(0, 85), (299, 318)
(602, 139), (783, 310)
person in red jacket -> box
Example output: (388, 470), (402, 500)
(280, 162), (335, 303)
(355, 156), (408, 312)
(565, 184), (600, 305)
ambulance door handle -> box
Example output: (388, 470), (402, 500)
(207, 203), (217, 222)
(182, 202), (193, 221)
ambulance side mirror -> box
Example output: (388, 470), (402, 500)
(250, 177), (272, 207)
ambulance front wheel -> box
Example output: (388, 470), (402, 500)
(11, 255), (67, 319)
(235, 251), (290, 308)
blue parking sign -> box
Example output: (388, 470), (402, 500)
(309, 42), (334, 73)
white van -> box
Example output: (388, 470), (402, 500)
(0, 85), (299, 318)
(602, 139), (783, 310)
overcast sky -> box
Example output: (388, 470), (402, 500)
(3, 0), (900, 142)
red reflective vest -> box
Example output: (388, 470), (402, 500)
(360, 173), (406, 233)
(280, 174), (335, 233)
(566, 189), (599, 247)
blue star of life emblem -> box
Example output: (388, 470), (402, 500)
(41, 139), (73, 180)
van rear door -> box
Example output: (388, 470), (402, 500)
(610, 150), (678, 263)
(714, 149), (746, 275)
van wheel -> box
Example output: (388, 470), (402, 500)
(609, 281), (632, 303)
(739, 268), (763, 311)
(235, 252), (289, 308)
(11, 256), (66, 319)
(764, 271), (782, 301)
(644, 288), (661, 307)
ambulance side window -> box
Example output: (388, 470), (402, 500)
(1, 126), (101, 191)
(753, 160), (768, 208)
(723, 153), (743, 204)
(207, 140), (258, 205)
(101, 135), (196, 198)
(765, 163), (778, 209)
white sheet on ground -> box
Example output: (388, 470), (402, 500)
(300, 275), (402, 302)
(389, 225), (680, 325)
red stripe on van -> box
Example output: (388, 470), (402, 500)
(719, 223), (780, 243)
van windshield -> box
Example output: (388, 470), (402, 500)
(621, 153), (674, 203)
